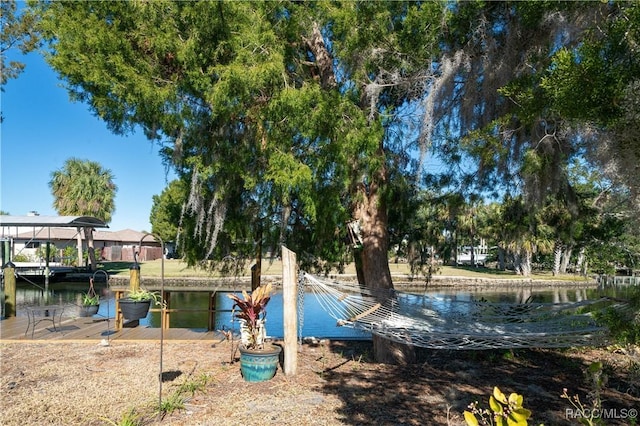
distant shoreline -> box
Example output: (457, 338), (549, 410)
(100, 271), (596, 292)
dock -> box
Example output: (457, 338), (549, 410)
(6, 262), (76, 283)
(0, 315), (223, 343)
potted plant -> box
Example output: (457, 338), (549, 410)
(228, 283), (282, 382)
(79, 292), (100, 317)
(118, 288), (161, 321)
(78, 277), (100, 317)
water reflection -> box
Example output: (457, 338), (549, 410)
(8, 280), (635, 339)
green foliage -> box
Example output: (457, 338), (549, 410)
(101, 409), (141, 426)
(48, 157), (114, 274)
(12, 253), (29, 262)
(84, 248), (103, 263)
(61, 246), (77, 266)
(29, 0), (640, 289)
(464, 386), (533, 426)
(150, 179), (187, 245)
(157, 391), (184, 416)
(32, 0), (449, 278)
(49, 158), (117, 222)
(123, 288), (161, 305)
(81, 293), (99, 306)
(0, 0), (40, 86)
(35, 243), (56, 262)
(594, 286), (640, 345)
(157, 373), (211, 418)
(178, 372), (210, 396)
(103, 373), (211, 424)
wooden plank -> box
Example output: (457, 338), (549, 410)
(0, 316), (29, 338)
(282, 245), (297, 376)
(0, 315), (218, 343)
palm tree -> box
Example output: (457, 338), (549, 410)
(49, 158), (117, 270)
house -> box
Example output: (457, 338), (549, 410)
(6, 227), (162, 263)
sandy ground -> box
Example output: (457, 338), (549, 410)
(1, 339), (639, 425)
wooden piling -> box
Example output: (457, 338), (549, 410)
(3, 262), (16, 317)
(129, 265), (140, 292)
(282, 245), (297, 376)
(251, 264), (260, 291)
(208, 291), (216, 331)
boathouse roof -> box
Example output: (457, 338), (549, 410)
(0, 215), (109, 228)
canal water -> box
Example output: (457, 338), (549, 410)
(7, 280), (636, 340)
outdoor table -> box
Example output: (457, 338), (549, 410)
(24, 305), (66, 338)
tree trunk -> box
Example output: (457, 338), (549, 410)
(498, 246), (506, 270)
(552, 240), (562, 276)
(521, 249), (532, 276)
(513, 251), (522, 275)
(560, 245), (572, 274)
(513, 248), (532, 276)
(470, 242), (476, 266)
(84, 227), (96, 271)
(576, 247), (585, 274)
(576, 247), (589, 276)
(305, 18), (412, 364)
(353, 179), (416, 365)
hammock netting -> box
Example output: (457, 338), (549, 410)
(301, 272), (614, 350)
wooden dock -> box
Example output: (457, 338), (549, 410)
(0, 315), (223, 343)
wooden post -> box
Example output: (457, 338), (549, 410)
(252, 231), (262, 291)
(251, 264), (260, 291)
(282, 245), (297, 376)
(114, 290), (123, 329)
(44, 241), (50, 293)
(3, 262), (16, 317)
(129, 265), (140, 292)
(208, 291), (216, 331)
(163, 291), (171, 329)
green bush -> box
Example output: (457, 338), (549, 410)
(12, 253), (30, 262)
(36, 243), (57, 261)
(594, 287), (640, 345)
(61, 246), (77, 266)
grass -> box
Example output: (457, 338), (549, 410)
(98, 259), (592, 282)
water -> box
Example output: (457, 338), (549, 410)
(7, 280), (636, 339)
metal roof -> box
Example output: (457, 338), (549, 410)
(13, 227), (155, 243)
(0, 215), (109, 228)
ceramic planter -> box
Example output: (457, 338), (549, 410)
(119, 298), (151, 320)
(238, 344), (282, 382)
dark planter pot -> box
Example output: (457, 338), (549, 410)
(79, 305), (99, 317)
(119, 298), (151, 320)
(238, 344), (282, 382)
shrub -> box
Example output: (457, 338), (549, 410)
(594, 287), (640, 345)
(36, 243), (57, 261)
(12, 253), (30, 262)
(464, 387), (532, 426)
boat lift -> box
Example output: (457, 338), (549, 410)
(0, 215), (109, 291)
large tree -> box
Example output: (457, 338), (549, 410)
(35, 0), (448, 363)
(420, 1), (640, 278)
(49, 158), (117, 270)
(150, 179), (187, 247)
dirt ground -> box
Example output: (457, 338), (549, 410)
(1, 339), (638, 425)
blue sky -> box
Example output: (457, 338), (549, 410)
(1, 51), (176, 232)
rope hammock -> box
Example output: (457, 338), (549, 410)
(301, 272), (614, 350)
